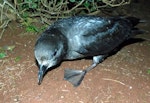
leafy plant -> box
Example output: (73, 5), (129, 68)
(15, 56), (21, 62)
(18, 0), (39, 11)
(0, 52), (6, 59)
(0, 0), (131, 36)
(20, 13), (47, 33)
(148, 69), (150, 74)
(0, 45), (15, 59)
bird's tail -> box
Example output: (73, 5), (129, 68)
(126, 17), (144, 27)
(126, 17), (146, 35)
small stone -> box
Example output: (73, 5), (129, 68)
(60, 96), (64, 98)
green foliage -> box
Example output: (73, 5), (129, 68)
(83, 1), (90, 8)
(18, 0), (39, 10)
(20, 12), (47, 33)
(0, 0), (131, 35)
(26, 25), (39, 32)
(15, 56), (21, 62)
(0, 52), (6, 59)
(69, 0), (99, 12)
(148, 69), (150, 74)
(0, 45), (15, 59)
(69, 0), (76, 2)
(0, 45), (22, 61)
(25, 24), (47, 33)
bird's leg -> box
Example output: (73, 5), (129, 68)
(64, 55), (107, 87)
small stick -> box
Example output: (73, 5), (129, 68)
(102, 78), (132, 89)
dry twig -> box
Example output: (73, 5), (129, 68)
(0, 0), (131, 38)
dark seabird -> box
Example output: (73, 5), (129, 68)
(34, 16), (144, 87)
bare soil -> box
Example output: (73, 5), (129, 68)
(0, 1), (150, 103)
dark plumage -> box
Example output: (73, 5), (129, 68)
(34, 16), (144, 87)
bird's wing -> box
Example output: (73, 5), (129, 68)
(71, 17), (130, 56)
(53, 16), (130, 57)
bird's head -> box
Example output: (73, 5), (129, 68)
(34, 33), (67, 85)
(35, 49), (59, 85)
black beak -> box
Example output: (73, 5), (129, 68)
(38, 65), (47, 85)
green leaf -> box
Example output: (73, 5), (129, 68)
(83, 1), (90, 8)
(15, 56), (21, 62)
(148, 69), (150, 74)
(31, 3), (38, 9)
(26, 25), (38, 32)
(0, 52), (6, 59)
(22, 12), (29, 18)
(69, 0), (76, 2)
(25, 0), (32, 3)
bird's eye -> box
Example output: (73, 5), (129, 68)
(53, 50), (57, 56)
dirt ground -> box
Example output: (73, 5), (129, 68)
(0, 1), (150, 103)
